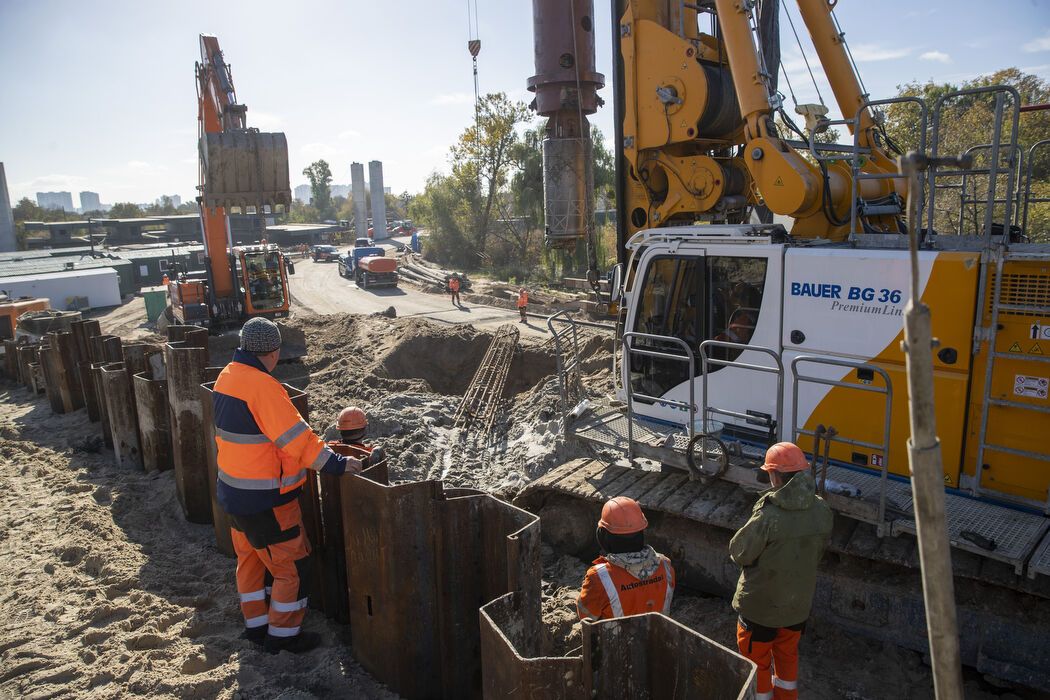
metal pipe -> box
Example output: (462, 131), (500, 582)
(165, 330), (213, 523)
(101, 361), (143, 470)
(900, 152), (964, 699)
(134, 370), (172, 473)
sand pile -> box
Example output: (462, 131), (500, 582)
(0, 386), (397, 699)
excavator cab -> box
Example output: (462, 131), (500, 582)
(237, 245), (289, 317)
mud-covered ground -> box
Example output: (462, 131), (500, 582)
(0, 312), (1037, 698)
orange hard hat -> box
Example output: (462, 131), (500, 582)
(761, 442), (809, 473)
(337, 406), (367, 431)
(598, 496), (648, 534)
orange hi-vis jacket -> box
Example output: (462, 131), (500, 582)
(214, 348), (349, 515)
(517, 290), (528, 308)
(577, 554), (675, 620)
(449, 278), (460, 292)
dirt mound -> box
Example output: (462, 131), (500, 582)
(265, 313), (610, 497)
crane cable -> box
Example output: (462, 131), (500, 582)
(466, 0), (481, 143)
(781, 2), (825, 107)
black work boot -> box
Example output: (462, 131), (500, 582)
(264, 631), (322, 655)
(240, 626), (266, 647)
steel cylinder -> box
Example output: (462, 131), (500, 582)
(80, 359), (101, 422)
(101, 361), (143, 470)
(17, 344), (39, 390)
(2, 340), (20, 379)
(543, 137), (595, 249)
(134, 371), (172, 474)
(527, 0), (604, 117)
(38, 338), (63, 412)
(166, 331), (212, 524)
(92, 362), (115, 448)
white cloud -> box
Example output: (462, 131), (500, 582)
(337, 129), (361, 140)
(429, 92), (475, 106)
(850, 44), (912, 62)
(919, 51), (952, 64)
(1022, 31), (1050, 53)
(127, 160), (151, 169)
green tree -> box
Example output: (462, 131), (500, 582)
(412, 92), (529, 269)
(302, 160), (334, 220)
(12, 197), (44, 222)
(145, 195), (177, 216)
(883, 68), (1050, 240)
(109, 202), (144, 218)
(450, 92), (531, 254)
(288, 199), (320, 224)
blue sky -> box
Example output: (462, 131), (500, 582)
(1, 0), (1048, 207)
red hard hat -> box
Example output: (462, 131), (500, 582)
(761, 442), (809, 473)
(598, 496), (648, 534)
(337, 406), (367, 431)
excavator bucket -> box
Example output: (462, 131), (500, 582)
(200, 129), (292, 210)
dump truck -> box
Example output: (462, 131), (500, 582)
(338, 245), (397, 287)
(522, 0), (1050, 690)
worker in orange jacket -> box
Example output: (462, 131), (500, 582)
(328, 406), (387, 468)
(516, 287), (528, 324)
(577, 497), (675, 621)
(449, 275), (461, 306)
(213, 317), (363, 654)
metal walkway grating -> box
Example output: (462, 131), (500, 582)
(894, 494), (1048, 575)
(822, 464), (915, 516)
(1028, 530), (1050, 580)
(568, 404), (1050, 580)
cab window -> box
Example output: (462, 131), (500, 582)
(243, 251), (286, 311)
(629, 255), (767, 400)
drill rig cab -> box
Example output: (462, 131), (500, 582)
(169, 34), (293, 327)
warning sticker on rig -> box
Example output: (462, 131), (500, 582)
(1014, 374), (1049, 399)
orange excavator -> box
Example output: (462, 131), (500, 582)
(168, 34), (293, 327)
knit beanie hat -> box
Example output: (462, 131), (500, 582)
(240, 317), (282, 353)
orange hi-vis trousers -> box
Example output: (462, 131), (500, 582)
(737, 617), (803, 700)
(230, 499), (311, 640)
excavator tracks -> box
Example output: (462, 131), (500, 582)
(516, 417), (1050, 689)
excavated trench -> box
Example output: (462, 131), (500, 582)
(376, 325), (559, 398)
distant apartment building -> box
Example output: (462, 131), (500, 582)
(294, 184), (312, 203)
(37, 191), (75, 211)
(79, 191), (101, 213)
(331, 184), (351, 199)
(172, 194), (182, 208)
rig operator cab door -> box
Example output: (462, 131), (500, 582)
(622, 231), (783, 436)
(237, 246), (291, 319)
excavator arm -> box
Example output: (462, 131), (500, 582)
(174, 34), (291, 324)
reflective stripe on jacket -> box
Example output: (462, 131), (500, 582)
(577, 554), (675, 621)
(214, 348), (347, 515)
